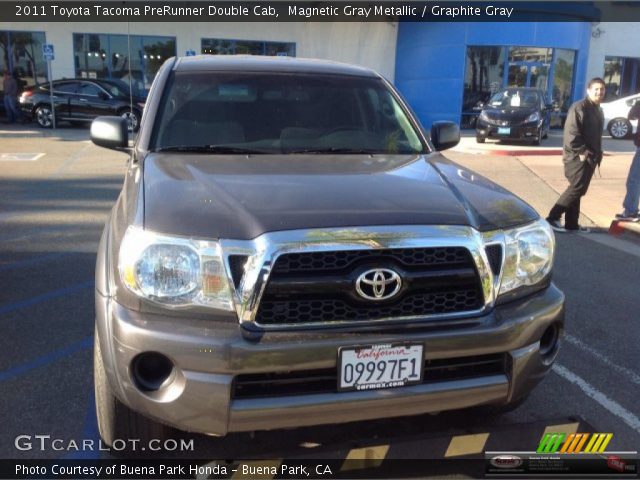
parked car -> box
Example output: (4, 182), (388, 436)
(600, 92), (640, 139)
(476, 87), (552, 145)
(18, 78), (145, 131)
(90, 56), (564, 448)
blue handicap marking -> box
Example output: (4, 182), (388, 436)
(43, 43), (55, 61)
(185, 49), (196, 57)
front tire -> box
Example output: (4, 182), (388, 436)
(608, 118), (631, 139)
(476, 135), (486, 144)
(35, 105), (53, 128)
(119, 108), (140, 132)
(94, 328), (171, 450)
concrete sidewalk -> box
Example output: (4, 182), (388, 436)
(0, 122), (96, 141)
(451, 130), (639, 239)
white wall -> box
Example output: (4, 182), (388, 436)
(0, 21), (398, 80)
(586, 21), (640, 83)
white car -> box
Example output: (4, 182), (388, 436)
(601, 93), (640, 139)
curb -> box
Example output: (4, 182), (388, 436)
(461, 147), (562, 156)
(608, 219), (640, 240)
(455, 148), (619, 157)
(0, 129), (47, 138)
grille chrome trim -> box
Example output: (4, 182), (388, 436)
(220, 226), (501, 331)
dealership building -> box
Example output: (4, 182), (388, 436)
(2, 7), (640, 129)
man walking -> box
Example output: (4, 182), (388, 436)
(2, 70), (20, 124)
(546, 77), (606, 233)
(615, 101), (640, 222)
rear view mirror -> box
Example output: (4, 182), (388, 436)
(431, 121), (460, 151)
(91, 116), (128, 150)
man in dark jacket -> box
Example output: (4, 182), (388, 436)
(615, 101), (640, 221)
(546, 77), (605, 233)
(2, 70), (20, 124)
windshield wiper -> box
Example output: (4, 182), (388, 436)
(285, 147), (382, 154)
(153, 145), (270, 154)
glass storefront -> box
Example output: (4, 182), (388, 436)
(73, 33), (176, 95)
(0, 30), (47, 95)
(462, 45), (576, 128)
(604, 56), (640, 101)
(462, 46), (506, 128)
(551, 49), (576, 125)
(201, 38), (295, 57)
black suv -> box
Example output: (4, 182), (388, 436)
(19, 78), (145, 131)
(90, 56), (564, 447)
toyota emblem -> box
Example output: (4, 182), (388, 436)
(355, 268), (402, 301)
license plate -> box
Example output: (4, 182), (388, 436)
(338, 343), (424, 392)
(498, 127), (511, 134)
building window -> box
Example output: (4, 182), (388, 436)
(462, 46), (506, 128)
(0, 30), (47, 94)
(73, 33), (176, 95)
(462, 45), (576, 128)
(201, 38), (295, 57)
(508, 47), (553, 64)
(604, 56), (640, 101)
(551, 49), (575, 117)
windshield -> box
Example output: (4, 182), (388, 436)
(488, 90), (540, 109)
(151, 72), (425, 154)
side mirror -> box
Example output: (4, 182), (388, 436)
(431, 121), (460, 151)
(91, 116), (128, 150)
(99, 91), (109, 100)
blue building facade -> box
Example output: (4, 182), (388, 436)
(395, 22), (592, 130)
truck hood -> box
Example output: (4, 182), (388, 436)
(142, 153), (538, 240)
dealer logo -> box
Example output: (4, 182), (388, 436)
(490, 455), (523, 469)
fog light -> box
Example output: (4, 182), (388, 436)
(131, 352), (174, 392)
(539, 323), (561, 363)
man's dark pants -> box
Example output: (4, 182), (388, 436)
(548, 158), (596, 230)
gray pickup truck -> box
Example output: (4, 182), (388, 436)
(91, 55), (564, 447)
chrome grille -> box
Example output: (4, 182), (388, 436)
(255, 247), (484, 326)
(484, 244), (503, 277)
(273, 247), (471, 273)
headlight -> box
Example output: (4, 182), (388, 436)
(118, 226), (234, 311)
(498, 219), (555, 296)
(479, 111), (490, 122)
(526, 111), (541, 123)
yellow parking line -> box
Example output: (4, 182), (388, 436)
(232, 460), (282, 480)
(445, 433), (490, 457)
(341, 445), (389, 471)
